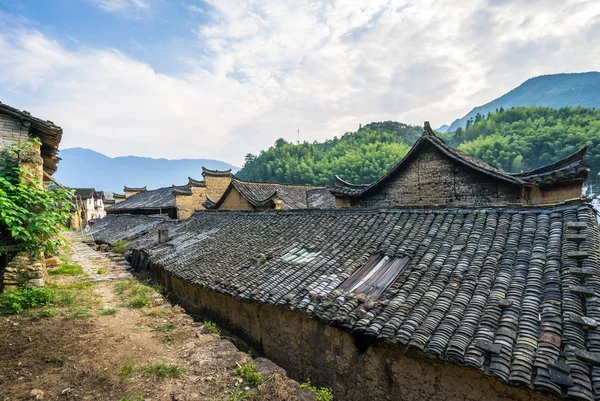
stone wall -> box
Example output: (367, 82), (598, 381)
(146, 260), (557, 401)
(528, 183), (583, 205)
(2, 253), (48, 291)
(350, 142), (522, 208)
(217, 188), (259, 211)
(0, 113), (29, 148)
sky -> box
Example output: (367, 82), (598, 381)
(0, 0), (599, 166)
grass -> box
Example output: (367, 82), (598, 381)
(33, 307), (57, 319)
(202, 320), (222, 336)
(48, 263), (84, 276)
(117, 361), (135, 382)
(115, 280), (157, 309)
(160, 335), (173, 344)
(0, 287), (56, 315)
(299, 380), (334, 401)
(236, 362), (263, 387)
(143, 363), (182, 378)
(100, 308), (118, 316)
(152, 322), (176, 332)
(118, 394), (143, 401)
(97, 268), (108, 275)
(70, 309), (94, 319)
(44, 354), (70, 367)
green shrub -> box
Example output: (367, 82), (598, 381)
(48, 264), (84, 276)
(236, 362), (263, 387)
(0, 138), (74, 257)
(112, 240), (130, 255)
(143, 363), (182, 378)
(300, 380), (334, 401)
(0, 287), (56, 315)
(202, 320), (222, 336)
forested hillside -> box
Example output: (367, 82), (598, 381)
(238, 122), (421, 185)
(237, 107), (600, 186)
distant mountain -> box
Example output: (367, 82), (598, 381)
(435, 124), (450, 133)
(54, 148), (238, 193)
(446, 72), (600, 132)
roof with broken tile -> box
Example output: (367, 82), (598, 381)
(205, 178), (335, 210)
(333, 123), (589, 197)
(91, 202), (600, 400)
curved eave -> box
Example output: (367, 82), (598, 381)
(201, 167), (233, 177)
(124, 186), (147, 192)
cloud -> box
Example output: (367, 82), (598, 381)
(91, 0), (149, 14)
(0, 0), (599, 167)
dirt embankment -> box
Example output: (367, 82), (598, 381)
(0, 232), (316, 401)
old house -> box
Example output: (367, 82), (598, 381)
(71, 188), (101, 221)
(0, 101), (62, 183)
(113, 193), (126, 203)
(332, 122), (589, 209)
(106, 184), (202, 220)
(90, 123), (600, 401)
(203, 175), (336, 210)
(124, 186), (146, 198)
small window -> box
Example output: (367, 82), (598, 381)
(281, 247), (321, 264)
(338, 254), (410, 299)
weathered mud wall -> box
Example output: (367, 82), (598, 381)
(351, 142), (523, 208)
(141, 257), (557, 401)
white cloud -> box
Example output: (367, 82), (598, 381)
(92, 0), (149, 13)
(0, 0), (599, 166)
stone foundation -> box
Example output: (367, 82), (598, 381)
(2, 253), (48, 290)
(140, 256), (558, 401)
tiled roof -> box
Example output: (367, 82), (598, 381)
(0, 101), (63, 176)
(188, 177), (206, 187)
(71, 188), (95, 200)
(202, 167), (233, 177)
(124, 186), (147, 192)
(113, 193), (126, 199)
(512, 147), (590, 186)
(91, 203), (600, 400)
(107, 187), (176, 210)
(334, 122), (589, 197)
(206, 178), (335, 209)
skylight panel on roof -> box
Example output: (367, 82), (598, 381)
(339, 253), (410, 299)
(281, 247), (321, 264)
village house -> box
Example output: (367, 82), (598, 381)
(92, 123), (599, 401)
(0, 101), (62, 182)
(113, 193), (126, 203)
(331, 122), (589, 209)
(70, 188), (105, 221)
(0, 102), (63, 290)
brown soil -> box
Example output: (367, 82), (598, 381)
(0, 233), (312, 401)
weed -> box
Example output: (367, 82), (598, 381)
(160, 335), (173, 344)
(44, 354), (70, 367)
(202, 320), (222, 336)
(129, 295), (150, 308)
(299, 380), (334, 401)
(118, 394), (143, 401)
(145, 308), (171, 317)
(112, 240), (130, 255)
(97, 268), (107, 275)
(0, 287), (56, 315)
(143, 363), (182, 378)
(48, 264), (84, 276)
(33, 307), (57, 318)
(152, 322), (176, 332)
(100, 308), (118, 316)
(236, 362), (263, 388)
(70, 309), (93, 319)
(117, 361), (135, 382)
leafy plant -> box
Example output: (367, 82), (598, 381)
(0, 138), (74, 257)
(112, 240), (130, 255)
(236, 362), (263, 387)
(48, 264), (84, 276)
(129, 295), (150, 308)
(299, 380), (334, 401)
(97, 268), (107, 275)
(143, 363), (182, 378)
(33, 307), (57, 318)
(202, 320), (222, 336)
(0, 287), (56, 314)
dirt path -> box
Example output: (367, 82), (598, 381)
(0, 232), (262, 401)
